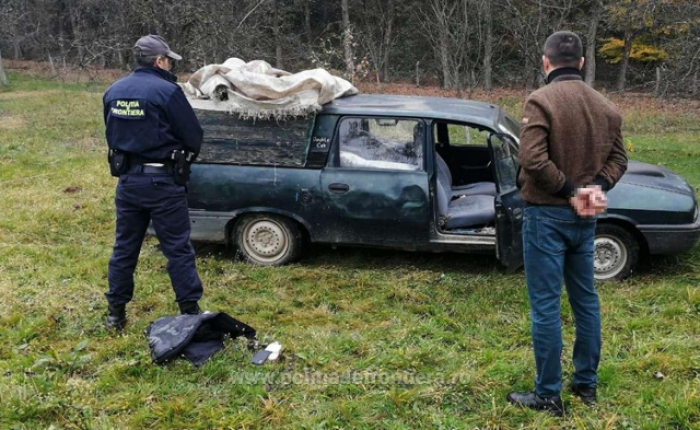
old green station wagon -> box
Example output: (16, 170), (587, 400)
(182, 94), (700, 281)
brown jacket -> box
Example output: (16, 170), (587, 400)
(518, 69), (628, 205)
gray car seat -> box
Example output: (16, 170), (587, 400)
(436, 178), (495, 230)
(435, 153), (497, 198)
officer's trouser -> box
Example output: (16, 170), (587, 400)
(106, 174), (203, 305)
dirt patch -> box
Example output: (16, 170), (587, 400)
(64, 186), (83, 194)
(0, 90), (62, 100)
(5, 59), (126, 84)
(0, 114), (25, 130)
(612, 93), (700, 117)
(63, 186), (83, 194)
(356, 81), (700, 118)
(6, 60), (700, 119)
(356, 81), (527, 100)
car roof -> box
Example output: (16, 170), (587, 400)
(320, 94), (503, 129)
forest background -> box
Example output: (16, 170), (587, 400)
(1, 0), (700, 97)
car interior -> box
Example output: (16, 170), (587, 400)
(433, 121), (498, 233)
(337, 118), (424, 171)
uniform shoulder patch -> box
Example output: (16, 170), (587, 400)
(110, 99), (146, 119)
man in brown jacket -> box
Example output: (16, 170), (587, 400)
(507, 31), (628, 416)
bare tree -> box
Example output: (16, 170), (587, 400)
(481, 0), (493, 91)
(355, 0), (395, 83)
(382, 0), (394, 82)
(0, 49), (8, 86)
(421, 0), (457, 89)
(341, 0), (354, 78)
(606, 0), (659, 93)
(272, 0), (283, 68)
(502, 0), (574, 89)
(584, 0), (603, 85)
(419, 0), (481, 91)
(304, 0), (313, 47)
(0, 0), (698, 98)
(616, 28), (632, 92)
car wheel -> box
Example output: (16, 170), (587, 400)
(234, 214), (303, 266)
(594, 224), (640, 281)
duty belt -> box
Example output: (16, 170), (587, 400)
(128, 163), (174, 175)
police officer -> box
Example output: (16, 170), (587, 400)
(103, 35), (204, 330)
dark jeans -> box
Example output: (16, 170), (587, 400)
(523, 205), (601, 397)
(106, 174), (203, 305)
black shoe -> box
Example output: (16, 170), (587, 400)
(105, 303), (127, 330)
(178, 301), (202, 315)
(507, 391), (565, 417)
(570, 383), (597, 404)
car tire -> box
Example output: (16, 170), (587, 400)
(234, 214), (303, 266)
(594, 223), (640, 281)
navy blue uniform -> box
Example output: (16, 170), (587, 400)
(104, 67), (204, 306)
(104, 67), (202, 160)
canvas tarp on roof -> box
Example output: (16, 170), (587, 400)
(181, 58), (358, 119)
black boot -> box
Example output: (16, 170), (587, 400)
(105, 303), (127, 330)
(178, 301), (202, 315)
(507, 391), (565, 417)
(570, 383), (597, 404)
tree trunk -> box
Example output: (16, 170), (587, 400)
(13, 38), (21, 60)
(616, 29), (632, 93)
(525, 56), (535, 91)
(117, 49), (125, 69)
(304, 0), (312, 47)
(68, 0), (84, 63)
(584, 1), (602, 85)
(654, 67), (662, 97)
(415, 61), (420, 86)
(0, 50), (8, 86)
(341, 0), (354, 79)
(482, 0), (493, 92)
(48, 53), (57, 76)
(58, 13), (67, 60)
(12, 20), (21, 59)
(273, 0), (283, 69)
(382, 0), (394, 82)
(438, 24), (454, 89)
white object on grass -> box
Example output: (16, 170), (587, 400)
(265, 341), (282, 361)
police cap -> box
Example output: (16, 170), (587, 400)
(134, 35), (183, 61)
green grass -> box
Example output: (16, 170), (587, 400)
(1, 70), (700, 429)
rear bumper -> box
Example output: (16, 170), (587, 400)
(639, 213), (700, 254)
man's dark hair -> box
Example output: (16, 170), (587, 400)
(544, 31), (583, 68)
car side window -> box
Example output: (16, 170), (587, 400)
(447, 124), (489, 147)
(338, 117), (424, 171)
(194, 113), (311, 167)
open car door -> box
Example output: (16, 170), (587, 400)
(488, 132), (525, 271)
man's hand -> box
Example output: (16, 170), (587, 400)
(570, 186), (607, 217)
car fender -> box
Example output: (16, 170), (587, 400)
(596, 213), (650, 254)
(224, 207), (314, 242)
(597, 213), (639, 227)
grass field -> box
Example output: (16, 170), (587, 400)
(1, 71), (700, 429)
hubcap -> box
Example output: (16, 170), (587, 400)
(242, 220), (289, 263)
(594, 235), (628, 280)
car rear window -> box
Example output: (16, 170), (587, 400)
(193, 108), (314, 167)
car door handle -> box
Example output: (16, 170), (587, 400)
(328, 183), (350, 194)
